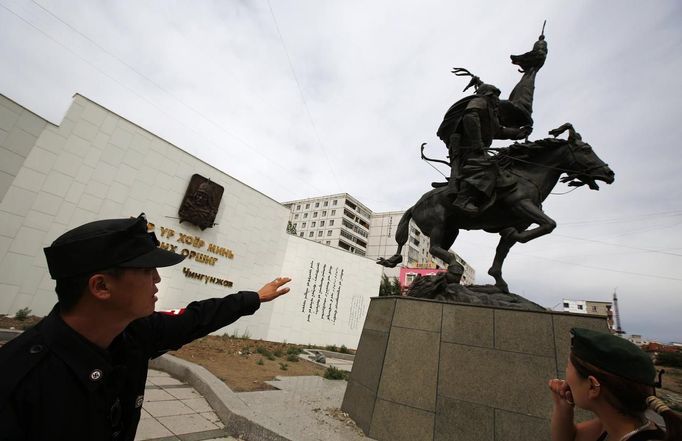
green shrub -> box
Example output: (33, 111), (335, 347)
(287, 347), (303, 355)
(339, 345), (349, 354)
(323, 366), (349, 380)
(240, 346), (252, 355)
(256, 346), (272, 357)
(256, 358), (264, 366)
(267, 354), (276, 361)
(325, 345), (338, 352)
(273, 349), (284, 358)
(287, 354), (299, 362)
(14, 307), (31, 321)
(279, 362), (288, 371)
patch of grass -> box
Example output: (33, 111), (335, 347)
(256, 358), (264, 366)
(273, 348), (284, 358)
(323, 366), (349, 381)
(286, 354), (299, 362)
(240, 346), (252, 356)
(256, 346), (272, 357)
(279, 363), (288, 371)
(267, 354), (276, 361)
(287, 347), (303, 355)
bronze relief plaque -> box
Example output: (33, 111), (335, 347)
(178, 174), (224, 230)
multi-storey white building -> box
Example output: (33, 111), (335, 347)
(367, 211), (475, 285)
(283, 195), (475, 285)
(283, 193), (371, 256)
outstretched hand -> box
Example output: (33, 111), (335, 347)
(257, 277), (291, 303)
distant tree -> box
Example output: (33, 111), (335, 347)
(379, 274), (401, 296)
(656, 352), (682, 368)
(286, 221), (297, 235)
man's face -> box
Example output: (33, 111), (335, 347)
(105, 268), (161, 320)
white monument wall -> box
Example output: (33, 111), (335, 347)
(0, 93), (382, 346)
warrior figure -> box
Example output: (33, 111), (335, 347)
(437, 32), (548, 215)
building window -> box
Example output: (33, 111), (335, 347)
(563, 302), (569, 308)
(333, 200), (337, 205)
(313, 212), (318, 218)
(322, 210), (327, 216)
(577, 305), (583, 310)
(318, 231), (323, 237)
(315, 202), (319, 208)
(309, 232), (314, 237)
(301, 222), (306, 228)
(296, 204), (301, 210)
(299, 232), (303, 237)
(311, 221), (316, 227)
(320, 220), (325, 227)
(294, 214), (299, 219)
(327, 230), (332, 236)
(592, 306), (597, 312)
(305, 203), (310, 209)
(329, 220), (334, 226)
(325, 240), (330, 245)
(303, 213), (308, 218)
(331, 210), (336, 216)
(324, 201), (328, 207)
(293, 223), (297, 229)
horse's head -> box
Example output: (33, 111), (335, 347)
(550, 123), (615, 190)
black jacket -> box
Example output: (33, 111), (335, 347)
(0, 291), (260, 441)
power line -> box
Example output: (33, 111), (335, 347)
(266, 0), (342, 191)
(460, 237), (682, 283)
(561, 210), (682, 226)
(4, 0), (324, 197)
(553, 234), (682, 258)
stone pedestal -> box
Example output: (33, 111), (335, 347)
(341, 296), (608, 441)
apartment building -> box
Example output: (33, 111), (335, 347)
(283, 194), (475, 284)
(283, 193), (371, 256)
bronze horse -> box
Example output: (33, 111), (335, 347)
(377, 123), (615, 293)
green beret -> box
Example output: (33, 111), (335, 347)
(570, 328), (656, 386)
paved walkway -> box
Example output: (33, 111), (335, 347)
(137, 369), (238, 441)
(140, 362), (372, 441)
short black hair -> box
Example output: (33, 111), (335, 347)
(55, 268), (125, 312)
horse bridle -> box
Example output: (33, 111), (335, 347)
(496, 141), (609, 176)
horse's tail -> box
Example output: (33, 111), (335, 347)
(395, 207), (413, 246)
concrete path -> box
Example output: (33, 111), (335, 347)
(143, 356), (374, 441)
(137, 368), (238, 441)
(236, 376), (370, 441)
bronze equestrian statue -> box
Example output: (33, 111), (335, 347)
(377, 124), (614, 294)
(377, 27), (615, 300)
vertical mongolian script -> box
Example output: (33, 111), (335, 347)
(300, 260), (344, 323)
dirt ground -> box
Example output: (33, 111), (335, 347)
(0, 314), (42, 330)
(171, 335), (327, 392)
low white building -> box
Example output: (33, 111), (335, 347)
(0, 93), (382, 348)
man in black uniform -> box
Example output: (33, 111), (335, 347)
(0, 214), (291, 440)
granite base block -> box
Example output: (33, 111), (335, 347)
(342, 296), (608, 441)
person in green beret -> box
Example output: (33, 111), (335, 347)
(548, 328), (681, 441)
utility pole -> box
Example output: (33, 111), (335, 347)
(612, 289), (625, 335)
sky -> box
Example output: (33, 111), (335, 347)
(1, 0), (681, 342)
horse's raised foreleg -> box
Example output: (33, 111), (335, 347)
(488, 227), (523, 293)
(505, 199), (557, 244)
